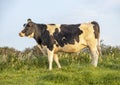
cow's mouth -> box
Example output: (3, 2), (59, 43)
(19, 32), (34, 38)
(19, 32), (25, 37)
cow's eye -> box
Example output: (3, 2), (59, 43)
(23, 24), (26, 27)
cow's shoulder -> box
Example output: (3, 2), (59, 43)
(35, 24), (55, 51)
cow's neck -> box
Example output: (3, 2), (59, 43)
(34, 24), (42, 45)
(34, 34), (42, 45)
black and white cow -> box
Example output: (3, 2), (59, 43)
(19, 19), (101, 70)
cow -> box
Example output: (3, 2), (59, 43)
(19, 19), (101, 70)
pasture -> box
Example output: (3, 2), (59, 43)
(0, 45), (120, 85)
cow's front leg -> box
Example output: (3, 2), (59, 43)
(47, 49), (54, 70)
(53, 54), (61, 69)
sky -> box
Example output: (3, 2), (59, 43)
(0, 0), (120, 51)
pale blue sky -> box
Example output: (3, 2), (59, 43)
(0, 0), (120, 51)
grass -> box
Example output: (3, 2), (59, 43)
(0, 64), (120, 85)
(0, 47), (120, 85)
(0, 54), (120, 85)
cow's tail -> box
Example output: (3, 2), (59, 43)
(91, 21), (102, 56)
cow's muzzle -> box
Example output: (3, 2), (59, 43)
(19, 32), (25, 37)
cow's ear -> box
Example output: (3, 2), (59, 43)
(27, 18), (32, 23)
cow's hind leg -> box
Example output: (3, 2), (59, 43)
(89, 46), (99, 67)
(53, 54), (61, 69)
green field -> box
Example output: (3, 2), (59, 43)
(0, 46), (120, 85)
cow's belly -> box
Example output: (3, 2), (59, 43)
(55, 41), (86, 53)
(61, 45), (80, 52)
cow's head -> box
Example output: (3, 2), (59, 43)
(19, 19), (36, 38)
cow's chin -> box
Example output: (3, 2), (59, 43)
(27, 32), (34, 38)
(19, 32), (25, 37)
